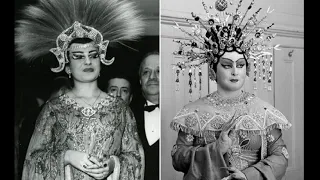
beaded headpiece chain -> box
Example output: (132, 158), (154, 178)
(172, 0), (280, 101)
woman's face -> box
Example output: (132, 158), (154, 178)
(216, 51), (247, 92)
(67, 42), (101, 82)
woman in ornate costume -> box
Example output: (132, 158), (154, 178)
(15, 0), (145, 179)
(170, 0), (291, 179)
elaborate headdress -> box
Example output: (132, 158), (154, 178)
(172, 0), (280, 100)
(15, 0), (145, 72)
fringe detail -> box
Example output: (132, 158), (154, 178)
(170, 120), (292, 138)
(170, 121), (202, 137)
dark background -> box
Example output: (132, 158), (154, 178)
(14, 0), (159, 180)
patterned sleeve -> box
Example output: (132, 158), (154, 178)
(242, 129), (289, 180)
(118, 106), (145, 180)
(242, 103), (291, 180)
(22, 102), (68, 180)
(171, 130), (229, 179)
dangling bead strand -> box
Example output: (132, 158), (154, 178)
(268, 55), (273, 91)
(189, 68), (193, 102)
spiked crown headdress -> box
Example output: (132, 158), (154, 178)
(172, 0), (280, 100)
(15, 0), (145, 72)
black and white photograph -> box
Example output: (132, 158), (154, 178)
(15, 0), (159, 179)
(160, 0), (303, 180)
(15, 0), (303, 180)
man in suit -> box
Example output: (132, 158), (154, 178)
(104, 74), (133, 105)
(132, 51), (160, 180)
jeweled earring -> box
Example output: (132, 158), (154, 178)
(68, 72), (71, 78)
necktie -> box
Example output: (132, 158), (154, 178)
(144, 104), (159, 112)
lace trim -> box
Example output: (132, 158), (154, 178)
(170, 121), (290, 138)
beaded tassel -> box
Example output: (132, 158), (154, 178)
(258, 58), (262, 80)
(268, 55), (273, 91)
(253, 58), (258, 91)
(199, 67), (202, 99)
(262, 56), (267, 89)
(175, 68), (180, 91)
(265, 57), (270, 89)
(202, 0), (209, 14)
(188, 69), (193, 102)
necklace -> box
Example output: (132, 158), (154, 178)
(71, 90), (102, 107)
(207, 91), (253, 107)
(70, 90), (102, 117)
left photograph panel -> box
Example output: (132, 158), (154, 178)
(14, 0), (159, 180)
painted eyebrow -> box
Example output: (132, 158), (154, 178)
(71, 50), (98, 54)
(220, 57), (246, 63)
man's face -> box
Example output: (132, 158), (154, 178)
(107, 78), (132, 104)
(140, 54), (159, 97)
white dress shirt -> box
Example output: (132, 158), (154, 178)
(144, 100), (160, 146)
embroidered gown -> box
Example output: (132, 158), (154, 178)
(170, 91), (291, 180)
(22, 93), (145, 180)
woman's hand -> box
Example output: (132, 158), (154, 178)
(221, 167), (247, 180)
(64, 150), (102, 172)
(84, 157), (115, 179)
(227, 167), (247, 180)
(217, 112), (240, 154)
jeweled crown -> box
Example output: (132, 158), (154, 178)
(172, 0), (280, 100)
(173, 0), (280, 62)
(49, 21), (113, 72)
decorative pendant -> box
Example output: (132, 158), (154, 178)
(81, 107), (97, 117)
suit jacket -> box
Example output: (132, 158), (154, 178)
(131, 97), (159, 180)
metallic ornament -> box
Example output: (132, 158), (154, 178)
(247, 20), (255, 27)
(215, 0), (228, 11)
(233, 14), (240, 21)
(81, 107), (97, 117)
(186, 134), (194, 142)
(208, 19), (215, 25)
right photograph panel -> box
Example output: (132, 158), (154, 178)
(160, 0), (304, 180)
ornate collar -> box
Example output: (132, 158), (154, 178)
(207, 91), (254, 107)
(59, 93), (116, 117)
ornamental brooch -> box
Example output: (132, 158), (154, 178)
(186, 134), (194, 142)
